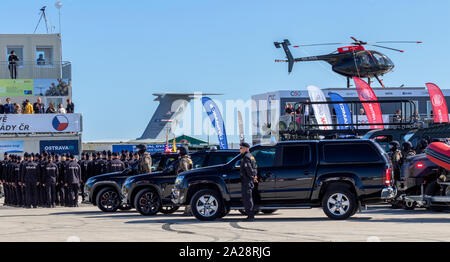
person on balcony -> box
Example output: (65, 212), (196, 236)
(37, 54), (46, 65)
(8, 51), (19, 79)
(66, 99), (74, 113)
(23, 100), (34, 114)
(14, 103), (22, 114)
(46, 103), (56, 114)
(0, 99), (4, 114)
(57, 104), (66, 114)
(4, 98), (14, 114)
(33, 97), (45, 114)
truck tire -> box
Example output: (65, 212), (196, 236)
(159, 205), (180, 214)
(322, 186), (357, 220)
(190, 189), (224, 221)
(135, 188), (161, 216)
(96, 187), (121, 212)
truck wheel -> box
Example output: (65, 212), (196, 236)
(190, 189), (224, 221)
(159, 205), (180, 214)
(135, 188), (161, 216)
(322, 186), (357, 220)
(96, 187), (121, 212)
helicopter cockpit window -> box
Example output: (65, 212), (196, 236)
(372, 53), (387, 65)
(360, 54), (371, 67)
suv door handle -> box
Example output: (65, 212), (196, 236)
(304, 171), (312, 175)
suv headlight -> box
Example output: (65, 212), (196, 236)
(175, 175), (185, 186)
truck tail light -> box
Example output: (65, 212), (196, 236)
(416, 162), (424, 168)
(383, 167), (392, 186)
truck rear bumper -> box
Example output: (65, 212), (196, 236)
(381, 186), (396, 200)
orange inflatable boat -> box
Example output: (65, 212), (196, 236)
(425, 142), (450, 170)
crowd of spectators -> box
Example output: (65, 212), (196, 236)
(0, 97), (75, 115)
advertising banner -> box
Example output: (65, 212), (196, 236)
(202, 97), (229, 149)
(112, 144), (184, 153)
(353, 77), (384, 129)
(0, 114), (81, 134)
(34, 78), (70, 97)
(0, 141), (24, 153)
(0, 79), (33, 96)
(426, 83), (449, 123)
(307, 85), (332, 130)
(40, 140), (79, 155)
(328, 92), (352, 129)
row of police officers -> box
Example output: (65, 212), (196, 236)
(0, 150), (135, 208)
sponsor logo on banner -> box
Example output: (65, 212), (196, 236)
(353, 77), (384, 129)
(0, 114), (81, 134)
(40, 140), (79, 155)
(307, 85), (332, 130)
(202, 97), (228, 150)
(426, 83), (449, 123)
(0, 141), (24, 153)
(52, 115), (69, 131)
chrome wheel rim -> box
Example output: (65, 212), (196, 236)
(100, 191), (119, 210)
(196, 194), (218, 217)
(327, 193), (350, 216)
(139, 192), (159, 214)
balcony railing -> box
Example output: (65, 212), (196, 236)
(0, 61), (71, 79)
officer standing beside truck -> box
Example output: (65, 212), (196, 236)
(239, 142), (258, 222)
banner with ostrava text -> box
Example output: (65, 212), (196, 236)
(0, 113), (81, 134)
(426, 83), (449, 123)
(353, 77), (384, 129)
(328, 92), (352, 129)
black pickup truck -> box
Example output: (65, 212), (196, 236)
(121, 150), (239, 216)
(172, 139), (392, 220)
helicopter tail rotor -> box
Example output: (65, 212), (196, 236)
(274, 39), (295, 73)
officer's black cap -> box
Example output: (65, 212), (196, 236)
(178, 146), (188, 156)
(112, 152), (118, 157)
(240, 142), (250, 148)
(24, 153), (29, 158)
(102, 150), (107, 155)
(107, 150), (112, 156)
(4, 152), (8, 156)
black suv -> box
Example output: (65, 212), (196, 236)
(84, 152), (179, 212)
(121, 150), (239, 216)
(172, 140), (392, 220)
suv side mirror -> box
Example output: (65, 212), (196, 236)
(234, 160), (241, 169)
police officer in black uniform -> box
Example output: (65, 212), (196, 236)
(43, 156), (58, 208)
(13, 156), (22, 207)
(55, 154), (66, 206)
(19, 153), (28, 207)
(24, 154), (41, 208)
(65, 155), (81, 207)
(239, 142), (258, 221)
(107, 152), (126, 173)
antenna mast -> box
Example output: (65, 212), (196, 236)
(33, 6), (50, 33)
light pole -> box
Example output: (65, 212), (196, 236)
(55, 1), (63, 35)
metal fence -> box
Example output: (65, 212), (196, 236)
(0, 61), (71, 79)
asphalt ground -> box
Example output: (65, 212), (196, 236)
(1, 199), (449, 242)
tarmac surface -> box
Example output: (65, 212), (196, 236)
(1, 201), (450, 242)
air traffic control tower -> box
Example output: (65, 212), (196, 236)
(137, 93), (221, 142)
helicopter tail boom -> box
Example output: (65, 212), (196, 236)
(274, 39), (295, 73)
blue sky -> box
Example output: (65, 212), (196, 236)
(1, 0), (449, 143)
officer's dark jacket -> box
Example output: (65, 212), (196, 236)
(56, 160), (66, 184)
(79, 159), (89, 182)
(108, 159), (125, 173)
(94, 159), (108, 175)
(240, 152), (257, 181)
(43, 162), (59, 184)
(65, 160), (81, 184)
(13, 162), (20, 183)
(24, 161), (41, 183)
